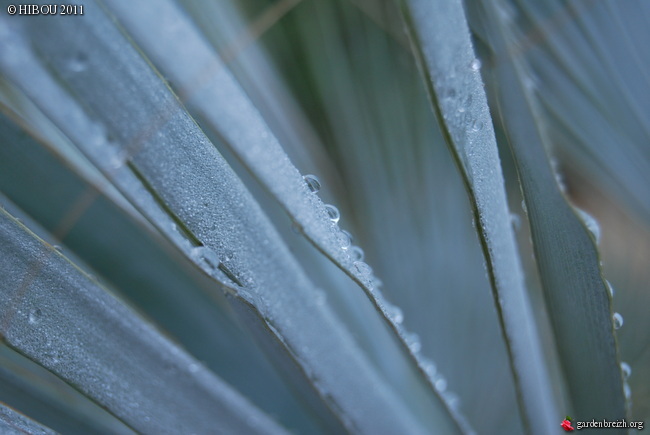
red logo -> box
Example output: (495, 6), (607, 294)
(561, 416), (575, 431)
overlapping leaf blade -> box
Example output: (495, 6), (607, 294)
(0, 4), (440, 432)
(0, 343), (134, 434)
(101, 0), (470, 431)
(206, 0), (524, 432)
(0, 207), (288, 435)
(0, 108), (325, 433)
(399, 0), (559, 431)
(469, 0), (628, 423)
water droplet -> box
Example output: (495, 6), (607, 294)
(52, 245), (62, 253)
(521, 199), (528, 213)
(423, 361), (437, 377)
(458, 105), (466, 113)
(613, 312), (623, 329)
(575, 208), (601, 245)
(386, 304), (403, 324)
(405, 332), (421, 353)
(188, 363), (199, 373)
(303, 174), (321, 193)
(349, 246), (364, 262)
(336, 230), (351, 250)
(28, 308), (42, 325)
(69, 52), (88, 72)
(444, 391), (460, 409)
(470, 58), (482, 71)
(605, 280), (615, 298)
(621, 362), (631, 380)
(510, 213), (521, 231)
(324, 204), (340, 224)
(353, 261), (372, 277)
(191, 246), (220, 275)
(342, 229), (354, 244)
(108, 150), (128, 169)
(623, 382), (631, 400)
(435, 376), (447, 392)
(471, 119), (484, 132)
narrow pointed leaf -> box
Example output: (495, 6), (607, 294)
(0, 344), (134, 435)
(238, 1), (524, 431)
(0, 208), (288, 435)
(0, 7), (437, 433)
(101, 2), (468, 430)
(399, 0), (558, 431)
(0, 108), (327, 434)
(476, 0), (626, 423)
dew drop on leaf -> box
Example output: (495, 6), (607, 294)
(576, 208), (601, 245)
(444, 391), (460, 410)
(470, 58), (482, 71)
(109, 150), (128, 169)
(423, 361), (437, 377)
(341, 229), (354, 244)
(68, 52), (88, 73)
(190, 246), (220, 275)
(349, 246), (364, 262)
(623, 382), (631, 400)
(621, 362), (631, 380)
(28, 308), (42, 325)
(353, 261), (372, 277)
(324, 204), (340, 224)
(613, 312), (624, 330)
(302, 174), (321, 193)
(336, 230), (351, 250)
(405, 332), (421, 353)
(386, 304), (404, 325)
(434, 376), (447, 392)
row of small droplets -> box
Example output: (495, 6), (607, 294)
(303, 174), (476, 434)
(608, 279), (632, 405)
